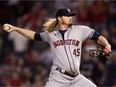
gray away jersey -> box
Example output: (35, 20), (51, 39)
(40, 25), (95, 73)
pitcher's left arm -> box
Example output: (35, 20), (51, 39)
(97, 36), (111, 54)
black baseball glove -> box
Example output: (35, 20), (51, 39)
(89, 45), (113, 59)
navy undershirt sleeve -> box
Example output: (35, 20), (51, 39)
(91, 32), (100, 41)
(34, 33), (43, 41)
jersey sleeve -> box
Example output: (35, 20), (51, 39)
(39, 31), (50, 43)
(81, 26), (95, 41)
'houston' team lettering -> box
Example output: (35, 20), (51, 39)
(53, 39), (80, 48)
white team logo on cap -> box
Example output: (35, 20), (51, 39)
(67, 9), (71, 12)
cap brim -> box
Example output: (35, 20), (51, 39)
(70, 13), (76, 16)
(66, 13), (76, 16)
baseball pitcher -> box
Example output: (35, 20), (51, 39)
(3, 8), (111, 87)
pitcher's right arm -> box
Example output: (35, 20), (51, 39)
(3, 24), (36, 40)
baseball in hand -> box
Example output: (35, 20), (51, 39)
(4, 26), (10, 31)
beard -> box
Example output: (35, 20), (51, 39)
(68, 22), (73, 27)
(62, 20), (73, 27)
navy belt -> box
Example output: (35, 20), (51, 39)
(56, 67), (79, 78)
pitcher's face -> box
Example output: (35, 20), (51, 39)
(60, 16), (73, 27)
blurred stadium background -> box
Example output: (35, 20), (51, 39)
(0, 0), (116, 87)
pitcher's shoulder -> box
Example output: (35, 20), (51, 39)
(73, 25), (90, 29)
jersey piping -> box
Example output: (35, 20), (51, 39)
(56, 30), (72, 72)
(66, 26), (76, 73)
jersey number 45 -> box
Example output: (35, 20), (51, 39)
(73, 48), (80, 57)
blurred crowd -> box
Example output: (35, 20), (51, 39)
(0, 0), (116, 87)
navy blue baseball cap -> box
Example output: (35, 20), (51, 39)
(55, 8), (76, 18)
